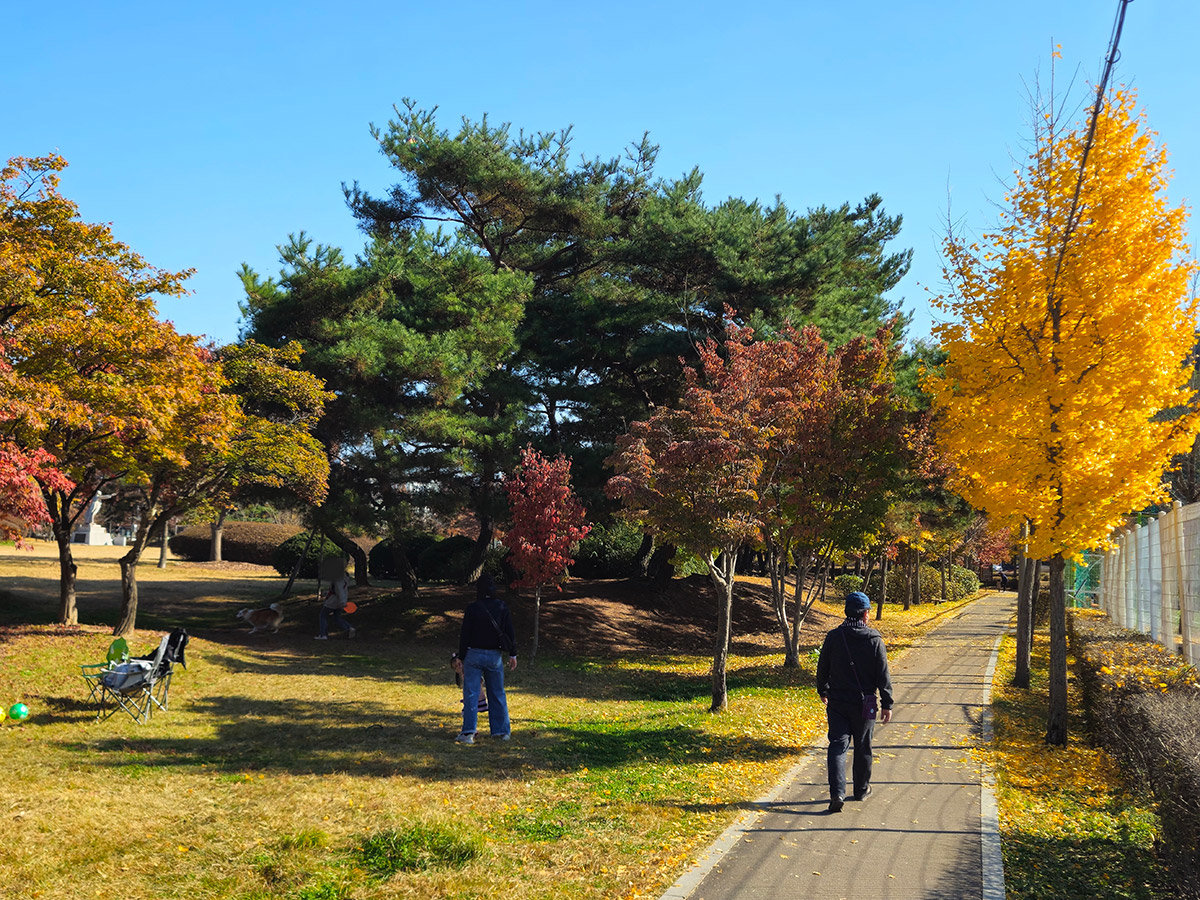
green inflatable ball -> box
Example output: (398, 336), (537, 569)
(8, 703), (29, 722)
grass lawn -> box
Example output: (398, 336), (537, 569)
(987, 628), (1174, 899)
(1, 541), (976, 900)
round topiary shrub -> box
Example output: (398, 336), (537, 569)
(416, 535), (476, 583)
(272, 531), (346, 578)
(951, 564), (981, 599)
(571, 521), (645, 578)
(832, 574), (864, 598)
(368, 532), (437, 579)
(169, 522), (303, 565)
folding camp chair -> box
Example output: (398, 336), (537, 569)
(84, 629), (188, 723)
(80, 638), (131, 708)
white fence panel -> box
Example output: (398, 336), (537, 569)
(1095, 501), (1200, 667)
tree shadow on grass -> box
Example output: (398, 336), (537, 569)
(1002, 831), (1172, 899)
(60, 693), (796, 788)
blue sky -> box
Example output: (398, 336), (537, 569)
(7, 1), (1198, 346)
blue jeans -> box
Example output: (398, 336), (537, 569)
(827, 700), (875, 800)
(318, 606), (351, 637)
(461, 648), (510, 736)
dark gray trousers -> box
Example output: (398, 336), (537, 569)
(826, 701), (874, 800)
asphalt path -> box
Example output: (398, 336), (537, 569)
(662, 591), (1015, 900)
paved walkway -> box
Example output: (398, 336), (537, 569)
(662, 591), (1015, 900)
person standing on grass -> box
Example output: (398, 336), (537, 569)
(452, 573), (516, 744)
(315, 560), (355, 640)
(816, 590), (893, 812)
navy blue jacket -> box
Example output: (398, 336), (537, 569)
(458, 596), (517, 660)
(816, 620), (894, 710)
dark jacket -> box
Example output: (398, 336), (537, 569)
(816, 620), (894, 710)
(458, 596), (517, 660)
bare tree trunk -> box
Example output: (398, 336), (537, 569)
(633, 531), (654, 577)
(648, 543), (676, 585)
(320, 525), (369, 586)
(278, 527), (317, 600)
(115, 506), (163, 636)
(1045, 554), (1069, 745)
(209, 507), (229, 562)
(530, 583), (543, 662)
(466, 513), (493, 585)
(394, 544), (418, 596)
(862, 556), (877, 595)
(1013, 522), (1033, 688)
(766, 538), (799, 667)
(876, 554), (889, 620)
(939, 555), (949, 604)
(53, 520), (79, 626)
(706, 547), (738, 712)
(157, 517), (170, 569)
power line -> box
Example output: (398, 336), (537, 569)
(1048, 0), (1133, 304)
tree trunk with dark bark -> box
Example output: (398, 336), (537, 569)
(114, 506), (163, 636)
(320, 525), (369, 586)
(157, 517), (170, 568)
(1014, 552), (1034, 689)
(876, 554), (889, 621)
(1045, 554), (1069, 745)
(53, 520), (79, 626)
(633, 532), (654, 577)
(530, 583), (543, 662)
(706, 547), (738, 712)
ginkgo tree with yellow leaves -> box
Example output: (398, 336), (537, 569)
(925, 88), (1200, 744)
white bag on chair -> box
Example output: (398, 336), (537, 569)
(101, 660), (151, 692)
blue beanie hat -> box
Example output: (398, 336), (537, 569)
(845, 591), (871, 615)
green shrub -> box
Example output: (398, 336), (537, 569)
(951, 564), (981, 598)
(368, 532), (438, 580)
(416, 535), (476, 583)
(169, 522), (302, 565)
(572, 521), (645, 578)
(271, 531), (345, 578)
(877, 563), (974, 604)
(832, 574), (864, 598)
(355, 824), (481, 876)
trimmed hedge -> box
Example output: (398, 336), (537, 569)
(369, 533), (438, 580)
(272, 531), (347, 578)
(1072, 610), (1200, 898)
(571, 521), (645, 578)
(416, 535), (476, 583)
(169, 522), (302, 565)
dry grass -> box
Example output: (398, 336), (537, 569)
(0, 542), (979, 900)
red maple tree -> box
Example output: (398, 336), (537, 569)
(502, 446), (591, 660)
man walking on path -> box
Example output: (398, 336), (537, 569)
(816, 590), (894, 813)
(662, 589), (1014, 900)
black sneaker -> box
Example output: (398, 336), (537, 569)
(853, 784), (873, 801)
(828, 798), (844, 813)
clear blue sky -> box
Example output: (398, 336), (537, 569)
(7, 1), (1198, 346)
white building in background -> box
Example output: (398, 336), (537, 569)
(72, 495), (113, 545)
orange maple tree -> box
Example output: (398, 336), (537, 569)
(0, 154), (196, 623)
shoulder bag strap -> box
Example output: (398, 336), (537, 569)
(481, 604), (514, 656)
(839, 626), (867, 698)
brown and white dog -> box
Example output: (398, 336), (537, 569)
(237, 602), (284, 634)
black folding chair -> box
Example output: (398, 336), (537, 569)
(84, 629), (188, 723)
